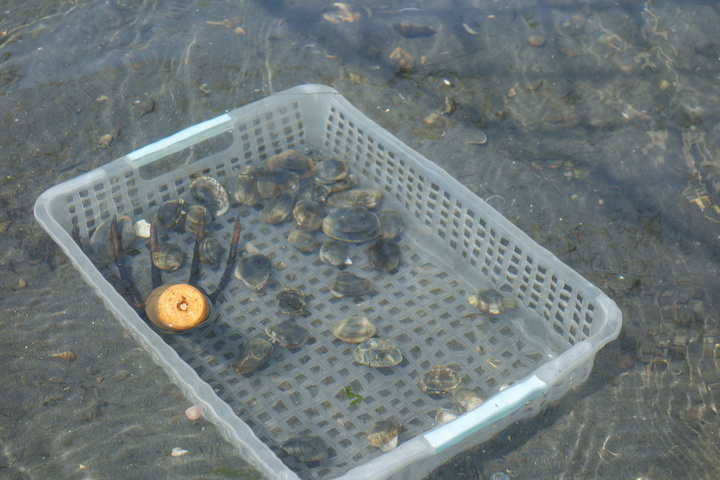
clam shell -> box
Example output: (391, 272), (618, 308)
(328, 173), (359, 193)
(232, 173), (262, 206)
(155, 199), (186, 230)
(451, 388), (484, 412)
(234, 336), (273, 374)
(288, 230), (319, 253)
(281, 435), (329, 462)
(322, 207), (381, 243)
(353, 338), (403, 367)
(320, 240), (351, 268)
(378, 210), (405, 239)
(89, 215), (136, 265)
(329, 271), (371, 297)
(313, 158), (349, 184)
(419, 365), (462, 395)
(298, 180), (332, 203)
(190, 176), (229, 216)
(321, 2), (363, 24)
(333, 315), (376, 343)
(393, 21), (437, 38)
(267, 149), (314, 179)
(199, 236), (225, 268)
(152, 242), (185, 271)
(239, 165), (266, 178)
(368, 238), (401, 273)
(235, 254), (272, 290)
(185, 205), (213, 235)
(185, 405), (202, 421)
(435, 408), (458, 425)
(261, 192), (296, 224)
(326, 188), (383, 209)
(367, 417), (402, 451)
(257, 169), (299, 199)
(265, 318), (308, 348)
(390, 46), (415, 70)
(293, 199), (325, 231)
(276, 288), (306, 315)
(468, 289), (516, 314)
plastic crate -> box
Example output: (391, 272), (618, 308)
(34, 84), (622, 480)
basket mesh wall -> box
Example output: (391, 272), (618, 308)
(58, 92), (610, 479)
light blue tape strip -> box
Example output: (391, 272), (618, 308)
(126, 114), (233, 167)
(424, 375), (548, 453)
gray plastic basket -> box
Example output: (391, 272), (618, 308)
(34, 84), (622, 480)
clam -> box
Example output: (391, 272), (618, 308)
(435, 408), (458, 425)
(321, 2), (363, 24)
(489, 472), (511, 480)
(319, 240), (352, 268)
(235, 253), (272, 290)
(452, 388), (484, 412)
(239, 165), (266, 179)
(261, 192), (296, 224)
(185, 405), (202, 421)
(328, 173), (359, 193)
(288, 230), (319, 253)
(368, 238), (401, 273)
(155, 199), (186, 230)
(326, 188), (383, 209)
(322, 206), (381, 243)
(419, 365), (462, 395)
(265, 318), (308, 348)
(276, 288), (306, 315)
(185, 205), (213, 235)
(367, 417), (402, 452)
(234, 336), (273, 374)
(257, 168), (299, 199)
(190, 175), (229, 216)
(293, 199), (325, 231)
(232, 170), (262, 206)
(332, 315), (376, 343)
(267, 149), (314, 179)
(461, 13), (482, 35)
(390, 46), (415, 71)
(378, 210), (405, 239)
(281, 435), (329, 463)
(353, 338), (403, 367)
(89, 215), (136, 265)
(199, 236), (225, 268)
(313, 158), (349, 184)
(329, 271), (371, 297)
(298, 180), (332, 203)
(152, 242), (185, 271)
(393, 21), (436, 38)
(467, 288), (516, 314)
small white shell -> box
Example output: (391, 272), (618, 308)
(134, 219), (151, 238)
(171, 447), (189, 457)
(185, 405), (202, 420)
(435, 408), (458, 425)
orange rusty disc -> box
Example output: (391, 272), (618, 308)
(145, 283), (211, 331)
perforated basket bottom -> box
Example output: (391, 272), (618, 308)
(102, 180), (559, 480)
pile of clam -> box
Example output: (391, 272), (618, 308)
(230, 148), (404, 279)
(224, 149), (410, 382)
(117, 148), (495, 463)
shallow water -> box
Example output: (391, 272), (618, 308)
(2, 0), (720, 478)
